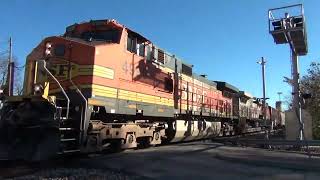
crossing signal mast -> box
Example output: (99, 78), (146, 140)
(268, 4), (308, 140)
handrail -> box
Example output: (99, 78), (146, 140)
(268, 4), (302, 12)
(68, 66), (88, 141)
(38, 60), (70, 119)
(268, 4), (304, 33)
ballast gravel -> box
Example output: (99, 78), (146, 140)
(7, 168), (141, 180)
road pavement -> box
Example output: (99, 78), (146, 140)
(71, 141), (320, 180)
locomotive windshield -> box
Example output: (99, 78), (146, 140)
(80, 30), (121, 43)
(67, 29), (121, 43)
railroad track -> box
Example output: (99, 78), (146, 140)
(0, 161), (51, 178)
(211, 129), (282, 142)
(1, 128), (309, 179)
(0, 154), (85, 178)
(212, 128), (320, 157)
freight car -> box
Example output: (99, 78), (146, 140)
(0, 19), (283, 160)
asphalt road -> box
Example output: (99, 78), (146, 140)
(69, 141), (320, 180)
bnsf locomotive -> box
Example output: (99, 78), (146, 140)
(0, 19), (284, 160)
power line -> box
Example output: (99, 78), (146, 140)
(14, 64), (25, 69)
(0, 38), (9, 43)
(0, 50), (9, 56)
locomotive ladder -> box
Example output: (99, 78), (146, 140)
(39, 60), (83, 154)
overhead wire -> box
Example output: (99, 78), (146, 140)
(14, 64), (25, 69)
(0, 50), (8, 56)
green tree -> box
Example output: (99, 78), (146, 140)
(300, 62), (320, 139)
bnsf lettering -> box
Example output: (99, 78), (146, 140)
(49, 64), (74, 78)
(58, 65), (68, 77)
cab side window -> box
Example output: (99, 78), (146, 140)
(157, 49), (165, 64)
(127, 33), (146, 57)
(137, 43), (145, 57)
(127, 35), (137, 53)
(164, 77), (173, 92)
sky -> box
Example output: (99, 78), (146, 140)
(0, 0), (319, 108)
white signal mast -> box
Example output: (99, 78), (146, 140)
(268, 4), (308, 140)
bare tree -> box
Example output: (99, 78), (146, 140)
(0, 57), (8, 86)
(13, 63), (24, 95)
(282, 93), (293, 110)
(0, 55), (23, 95)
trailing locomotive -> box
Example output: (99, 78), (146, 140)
(0, 19), (284, 160)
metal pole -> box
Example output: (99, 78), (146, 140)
(258, 57), (269, 142)
(292, 51), (303, 140)
(9, 37), (12, 64)
(258, 57), (267, 126)
(173, 55), (179, 110)
(262, 58), (267, 126)
(277, 92), (282, 101)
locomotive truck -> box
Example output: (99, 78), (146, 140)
(0, 19), (284, 160)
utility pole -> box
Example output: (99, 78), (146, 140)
(257, 57), (267, 127)
(6, 37), (14, 96)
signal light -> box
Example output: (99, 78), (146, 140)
(272, 20), (282, 31)
(272, 20), (281, 27)
(293, 17), (303, 27)
(293, 17), (303, 24)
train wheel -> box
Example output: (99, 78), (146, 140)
(109, 139), (124, 152)
(137, 137), (153, 149)
(121, 133), (137, 149)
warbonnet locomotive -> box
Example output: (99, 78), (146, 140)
(0, 19), (284, 160)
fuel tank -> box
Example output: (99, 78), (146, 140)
(168, 120), (221, 143)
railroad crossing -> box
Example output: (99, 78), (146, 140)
(0, 2), (319, 180)
(2, 139), (320, 179)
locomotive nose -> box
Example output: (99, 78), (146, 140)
(0, 100), (60, 161)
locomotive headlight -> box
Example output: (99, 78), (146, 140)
(46, 42), (52, 49)
(0, 88), (4, 102)
(34, 84), (44, 95)
(45, 42), (52, 56)
(45, 49), (51, 56)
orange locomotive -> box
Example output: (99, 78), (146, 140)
(0, 19), (280, 160)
